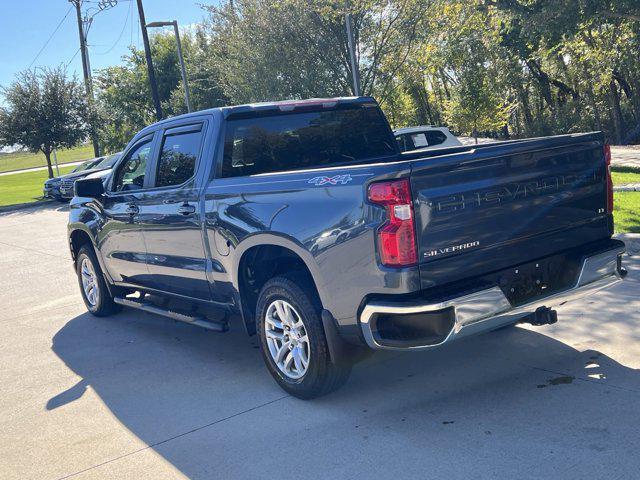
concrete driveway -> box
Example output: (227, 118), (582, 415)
(1, 205), (639, 480)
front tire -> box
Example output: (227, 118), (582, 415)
(256, 275), (351, 399)
(76, 245), (119, 316)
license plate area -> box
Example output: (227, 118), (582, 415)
(497, 253), (581, 306)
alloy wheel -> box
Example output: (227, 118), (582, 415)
(264, 299), (310, 380)
(81, 257), (99, 307)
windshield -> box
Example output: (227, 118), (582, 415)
(94, 153), (121, 169)
(221, 104), (397, 177)
(72, 158), (101, 173)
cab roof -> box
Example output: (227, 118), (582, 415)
(138, 96), (378, 135)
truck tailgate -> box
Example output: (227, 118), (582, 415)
(409, 133), (612, 289)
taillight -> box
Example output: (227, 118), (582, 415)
(368, 179), (417, 267)
(604, 144), (614, 214)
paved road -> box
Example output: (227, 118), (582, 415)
(1, 205), (640, 480)
(611, 146), (640, 168)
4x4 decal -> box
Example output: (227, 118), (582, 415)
(307, 174), (353, 186)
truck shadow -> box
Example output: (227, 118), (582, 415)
(49, 299), (640, 478)
(0, 201), (68, 219)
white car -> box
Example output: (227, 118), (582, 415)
(394, 126), (462, 152)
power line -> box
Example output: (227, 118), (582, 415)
(65, 48), (81, 69)
(95, 2), (131, 55)
(27, 6), (73, 69)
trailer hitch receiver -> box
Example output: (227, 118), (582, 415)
(522, 306), (558, 326)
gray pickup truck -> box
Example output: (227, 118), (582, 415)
(68, 96), (626, 398)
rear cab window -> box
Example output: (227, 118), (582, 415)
(156, 124), (203, 187)
(221, 103), (397, 177)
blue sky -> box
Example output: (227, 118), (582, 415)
(0, 0), (213, 89)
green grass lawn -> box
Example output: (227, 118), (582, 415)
(614, 192), (640, 233)
(0, 165), (76, 207)
(0, 144), (95, 173)
(611, 166), (640, 186)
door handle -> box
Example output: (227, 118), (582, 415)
(125, 203), (139, 215)
(178, 203), (196, 216)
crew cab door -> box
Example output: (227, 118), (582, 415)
(135, 120), (211, 300)
(99, 134), (156, 287)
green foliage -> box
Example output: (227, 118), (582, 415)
(89, 0), (640, 147)
(444, 64), (511, 138)
(0, 67), (90, 178)
(94, 30), (228, 152)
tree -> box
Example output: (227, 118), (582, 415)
(444, 61), (511, 142)
(199, 0), (429, 104)
(94, 30), (227, 151)
(0, 68), (89, 178)
(88, 0), (640, 145)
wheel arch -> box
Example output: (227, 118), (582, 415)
(69, 226), (96, 263)
(233, 234), (325, 335)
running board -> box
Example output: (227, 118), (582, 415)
(114, 297), (229, 332)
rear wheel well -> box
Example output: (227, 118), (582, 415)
(238, 245), (320, 335)
(70, 229), (94, 264)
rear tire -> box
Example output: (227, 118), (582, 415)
(256, 275), (351, 399)
(76, 245), (120, 317)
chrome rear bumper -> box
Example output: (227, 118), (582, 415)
(360, 245), (625, 350)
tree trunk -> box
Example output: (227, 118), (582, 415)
(43, 148), (54, 179)
(586, 85), (602, 132)
(629, 79), (640, 125)
(516, 84), (534, 135)
(408, 81), (433, 125)
(608, 80), (624, 144)
(440, 69), (451, 100)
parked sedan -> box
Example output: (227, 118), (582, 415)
(43, 158), (104, 201)
(394, 126), (462, 152)
(57, 153), (122, 200)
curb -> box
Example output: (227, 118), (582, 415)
(0, 199), (55, 214)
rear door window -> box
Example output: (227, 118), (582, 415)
(424, 130), (447, 146)
(221, 105), (396, 177)
(155, 124), (203, 188)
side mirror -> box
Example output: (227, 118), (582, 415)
(74, 177), (105, 198)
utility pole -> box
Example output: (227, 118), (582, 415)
(70, 0), (101, 157)
(146, 21), (192, 112)
(136, 0), (163, 121)
(345, 13), (361, 97)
